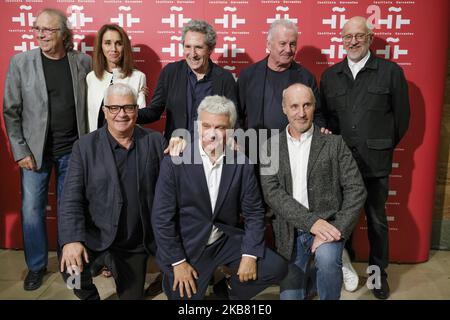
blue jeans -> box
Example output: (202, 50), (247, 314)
(20, 153), (71, 272)
(280, 231), (344, 300)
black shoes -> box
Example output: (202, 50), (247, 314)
(372, 276), (390, 300)
(212, 277), (231, 300)
(24, 268), (46, 291)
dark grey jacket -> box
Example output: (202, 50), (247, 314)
(3, 48), (91, 169)
(320, 53), (410, 177)
(260, 125), (367, 260)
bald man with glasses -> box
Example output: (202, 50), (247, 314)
(320, 16), (410, 299)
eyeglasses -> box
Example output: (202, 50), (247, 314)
(342, 33), (370, 43)
(32, 26), (61, 35)
(104, 104), (138, 114)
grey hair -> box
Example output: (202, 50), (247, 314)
(341, 16), (374, 36)
(267, 19), (298, 42)
(181, 20), (216, 49)
(104, 83), (137, 106)
(38, 8), (74, 51)
(197, 95), (237, 128)
(282, 83), (316, 106)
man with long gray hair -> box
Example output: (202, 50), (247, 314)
(3, 8), (91, 291)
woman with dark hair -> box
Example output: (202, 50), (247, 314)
(87, 24), (147, 132)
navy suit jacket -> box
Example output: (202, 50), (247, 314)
(58, 126), (166, 254)
(151, 145), (265, 271)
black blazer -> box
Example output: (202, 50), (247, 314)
(151, 145), (266, 271)
(58, 126), (166, 254)
(237, 57), (325, 130)
(137, 60), (237, 140)
(320, 53), (410, 177)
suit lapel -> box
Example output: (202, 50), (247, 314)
(98, 127), (122, 202)
(67, 51), (79, 109)
(307, 126), (326, 180)
(211, 62), (222, 94)
(134, 127), (149, 192)
(213, 151), (237, 217)
(179, 62), (189, 122)
(185, 144), (213, 216)
(33, 49), (48, 106)
(279, 131), (294, 195)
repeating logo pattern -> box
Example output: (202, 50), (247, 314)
(2, 0), (442, 260)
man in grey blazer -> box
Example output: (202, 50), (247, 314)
(3, 8), (91, 291)
(260, 83), (366, 300)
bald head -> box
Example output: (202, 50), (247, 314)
(342, 16), (372, 36)
(282, 83), (315, 138)
(282, 83), (316, 107)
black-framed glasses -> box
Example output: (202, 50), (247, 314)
(32, 26), (61, 35)
(342, 33), (370, 43)
(104, 104), (138, 114)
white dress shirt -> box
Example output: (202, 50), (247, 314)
(347, 51), (371, 79)
(286, 124), (314, 209)
(199, 144), (225, 245)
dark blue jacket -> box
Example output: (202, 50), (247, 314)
(58, 126), (165, 254)
(151, 144), (265, 271)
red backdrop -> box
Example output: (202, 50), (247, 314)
(0, 0), (449, 263)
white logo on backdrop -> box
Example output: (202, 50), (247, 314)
(215, 7), (246, 29)
(162, 35), (183, 58)
(215, 36), (245, 58)
(367, 6), (410, 29)
(266, 6), (298, 24)
(12, 5), (36, 27)
(161, 6), (191, 28)
(322, 7), (348, 29)
(67, 5), (93, 29)
(111, 6), (140, 28)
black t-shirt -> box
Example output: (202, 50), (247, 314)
(107, 130), (144, 253)
(263, 68), (290, 131)
(41, 52), (78, 157)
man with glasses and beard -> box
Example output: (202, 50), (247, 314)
(320, 16), (410, 299)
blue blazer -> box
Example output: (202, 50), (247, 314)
(58, 126), (166, 254)
(151, 145), (265, 271)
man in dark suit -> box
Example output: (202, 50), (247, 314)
(59, 83), (165, 300)
(3, 8), (91, 291)
(237, 19), (325, 131)
(137, 20), (236, 141)
(260, 83), (367, 300)
(152, 96), (287, 300)
(320, 16), (410, 299)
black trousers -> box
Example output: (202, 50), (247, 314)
(364, 176), (389, 275)
(163, 234), (287, 300)
(62, 247), (148, 300)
